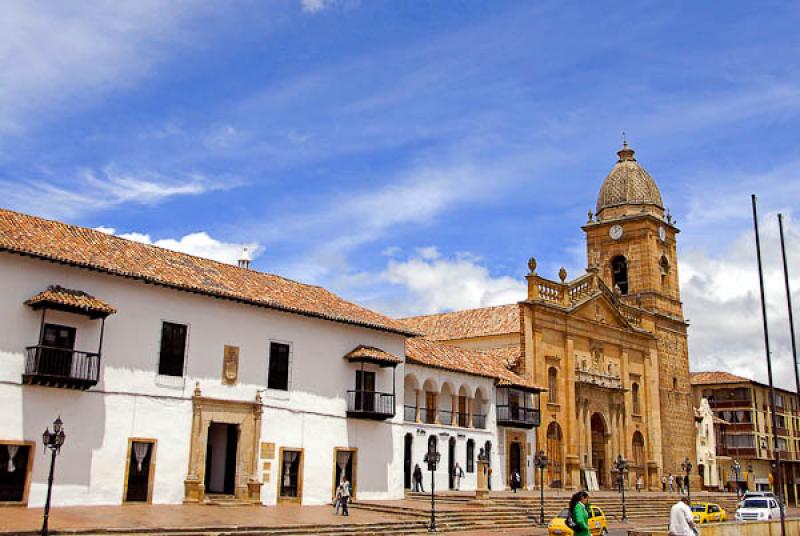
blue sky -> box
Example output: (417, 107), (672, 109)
(2, 1), (800, 385)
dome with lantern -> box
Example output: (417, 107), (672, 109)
(596, 142), (663, 215)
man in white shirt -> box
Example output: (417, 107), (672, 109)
(669, 496), (697, 536)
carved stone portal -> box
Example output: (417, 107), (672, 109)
(184, 385), (263, 503)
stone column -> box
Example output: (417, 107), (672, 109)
(585, 401), (593, 469)
(467, 398), (474, 427)
(451, 395), (458, 426)
(576, 400), (584, 467)
(434, 394), (440, 424)
(620, 351), (632, 461)
(248, 392), (264, 502)
(184, 383), (204, 502)
(415, 389), (422, 423)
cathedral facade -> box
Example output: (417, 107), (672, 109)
(403, 143), (695, 490)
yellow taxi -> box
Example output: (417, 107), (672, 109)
(691, 502), (728, 524)
(548, 505), (609, 536)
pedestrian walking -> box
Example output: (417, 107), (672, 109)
(510, 470), (521, 493)
(668, 496), (697, 536)
(662, 475), (667, 492)
(567, 490), (591, 536)
(454, 462), (464, 490)
(413, 463), (424, 492)
(669, 473), (675, 494)
(676, 475), (683, 495)
(637, 476), (644, 493)
(334, 482), (342, 514)
(337, 478), (351, 517)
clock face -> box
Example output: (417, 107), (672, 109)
(609, 224), (623, 240)
(658, 226), (666, 241)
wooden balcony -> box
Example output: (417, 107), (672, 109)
(496, 405), (540, 429)
(346, 390), (395, 420)
(23, 345), (100, 390)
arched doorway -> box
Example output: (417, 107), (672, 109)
(404, 433), (413, 489)
(590, 413), (608, 487)
(632, 431), (645, 488)
(611, 256), (628, 294)
(546, 422), (563, 488)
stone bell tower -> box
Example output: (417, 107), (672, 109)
(582, 142), (696, 480)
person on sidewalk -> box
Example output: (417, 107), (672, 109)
(454, 462), (464, 490)
(337, 478), (351, 517)
(334, 483), (342, 515)
(413, 463), (424, 492)
(669, 473), (675, 494)
(568, 490), (591, 536)
(668, 496), (697, 536)
(676, 475), (683, 495)
(637, 476), (644, 493)
(510, 470), (521, 493)
(662, 475), (667, 492)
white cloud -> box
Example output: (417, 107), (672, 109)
(379, 250), (525, 316)
(0, 2), (214, 133)
(301, 0), (335, 13)
(0, 167), (237, 220)
(97, 227), (261, 266)
(682, 211), (800, 390)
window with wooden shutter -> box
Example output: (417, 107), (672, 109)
(268, 342), (291, 391)
(158, 322), (188, 377)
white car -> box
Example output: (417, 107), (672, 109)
(735, 497), (782, 521)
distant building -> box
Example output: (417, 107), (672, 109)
(691, 371), (800, 503)
(402, 143), (696, 490)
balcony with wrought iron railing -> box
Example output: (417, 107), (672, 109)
(496, 405), (540, 429)
(345, 390), (395, 420)
(23, 345), (100, 390)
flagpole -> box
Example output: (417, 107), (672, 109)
(752, 195), (785, 535)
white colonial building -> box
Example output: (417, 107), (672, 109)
(0, 208), (542, 508)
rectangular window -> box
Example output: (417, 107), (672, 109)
(278, 448), (303, 502)
(267, 342), (291, 391)
(355, 370), (376, 412)
(0, 443), (32, 503)
(124, 439), (156, 503)
(158, 322), (188, 377)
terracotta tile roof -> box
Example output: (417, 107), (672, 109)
(343, 345), (403, 367)
(0, 208), (416, 336)
(25, 285), (116, 317)
(405, 338), (542, 391)
(690, 371), (752, 385)
(399, 304), (520, 341)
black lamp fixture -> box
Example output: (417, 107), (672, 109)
(41, 417), (66, 536)
(612, 454), (629, 521)
(533, 451), (548, 526)
(424, 446), (441, 532)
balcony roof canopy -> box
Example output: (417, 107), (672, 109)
(25, 285), (116, 319)
(343, 345), (402, 368)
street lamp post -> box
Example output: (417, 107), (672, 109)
(533, 450), (548, 526)
(612, 455), (628, 521)
(424, 445), (441, 532)
(681, 457), (693, 505)
(41, 417), (66, 536)
(732, 460), (742, 498)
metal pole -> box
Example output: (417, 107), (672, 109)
(752, 194), (787, 535)
(539, 466), (544, 525)
(41, 448), (56, 536)
(621, 472), (627, 520)
(429, 464), (436, 532)
(778, 214), (800, 395)
(686, 468), (691, 504)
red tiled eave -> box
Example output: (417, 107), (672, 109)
(343, 345), (403, 367)
(26, 285), (116, 317)
(0, 208), (417, 336)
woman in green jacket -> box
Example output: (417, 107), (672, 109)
(568, 490), (591, 536)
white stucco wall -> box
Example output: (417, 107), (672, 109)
(0, 252), (407, 507)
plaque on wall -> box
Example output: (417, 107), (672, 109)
(222, 345), (240, 385)
(261, 442), (275, 459)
